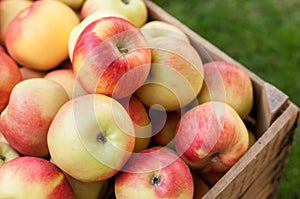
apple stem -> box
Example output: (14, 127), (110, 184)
(121, 0), (130, 5)
(151, 175), (161, 187)
(97, 132), (107, 143)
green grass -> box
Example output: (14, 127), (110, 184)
(151, 0), (300, 198)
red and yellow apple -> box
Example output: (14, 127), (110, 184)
(197, 61), (253, 119)
(68, 11), (127, 62)
(72, 16), (151, 99)
(174, 101), (249, 173)
(115, 147), (194, 199)
(5, 0), (80, 71)
(0, 46), (22, 113)
(135, 37), (204, 111)
(141, 20), (190, 43)
(118, 95), (152, 152)
(0, 78), (69, 157)
(44, 69), (88, 99)
(0, 156), (75, 198)
(0, 0), (33, 45)
(81, 0), (148, 27)
(48, 94), (135, 182)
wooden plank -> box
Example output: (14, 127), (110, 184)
(144, 0), (290, 136)
(241, 139), (293, 199)
(201, 102), (299, 199)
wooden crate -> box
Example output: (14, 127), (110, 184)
(144, 1), (300, 198)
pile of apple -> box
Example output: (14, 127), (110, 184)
(0, 0), (256, 198)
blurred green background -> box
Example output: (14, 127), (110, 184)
(151, 0), (300, 198)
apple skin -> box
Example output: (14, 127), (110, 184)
(0, 156), (75, 198)
(55, 0), (85, 10)
(20, 67), (46, 80)
(5, 0), (80, 71)
(68, 11), (127, 62)
(81, 0), (148, 27)
(118, 95), (152, 152)
(174, 101), (249, 173)
(0, 46), (22, 113)
(0, 142), (20, 167)
(44, 69), (88, 99)
(65, 173), (107, 199)
(197, 61), (253, 119)
(0, 132), (8, 144)
(72, 16), (151, 99)
(0, 0), (33, 45)
(48, 94), (135, 182)
(141, 20), (190, 43)
(135, 37), (204, 111)
(248, 129), (256, 149)
(192, 172), (210, 199)
(198, 171), (226, 187)
(115, 147), (194, 199)
(0, 78), (69, 157)
(151, 110), (181, 149)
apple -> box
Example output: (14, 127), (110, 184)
(5, 0), (80, 71)
(0, 131), (8, 144)
(0, 78), (69, 157)
(44, 69), (88, 99)
(0, 142), (20, 167)
(65, 174), (107, 199)
(0, 46), (22, 113)
(198, 171), (226, 187)
(81, 0), (148, 27)
(68, 10), (127, 62)
(174, 101), (249, 174)
(141, 20), (190, 43)
(192, 172), (210, 199)
(55, 0), (85, 10)
(47, 94), (135, 182)
(151, 110), (181, 149)
(0, 156), (75, 198)
(0, 0), (33, 45)
(135, 37), (204, 111)
(118, 95), (152, 152)
(197, 61), (254, 119)
(20, 67), (46, 80)
(72, 16), (151, 99)
(248, 129), (256, 149)
(115, 147), (194, 199)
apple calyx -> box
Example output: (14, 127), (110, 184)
(151, 175), (161, 187)
(118, 47), (129, 55)
(122, 0), (130, 5)
(210, 152), (219, 162)
(97, 132), (107, 143)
